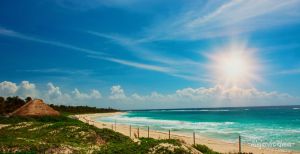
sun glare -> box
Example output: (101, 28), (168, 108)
(207, 43), (261, 88)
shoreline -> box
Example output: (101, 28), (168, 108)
(75, 112), (300, 154)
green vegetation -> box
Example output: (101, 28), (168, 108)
(193, 144), (253, 154)
(0, 96), (119, 116)
(0, 116), (193, 153)
(0, 96), (27, 115)
(49, 104), (119, 115)
(193, 144), (221, 154)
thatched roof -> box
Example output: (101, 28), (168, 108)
(10, 99), (60, 116)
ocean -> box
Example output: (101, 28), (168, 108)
(93, 106), (300, 151)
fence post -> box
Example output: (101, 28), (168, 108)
(114, 120), (117, 131)
(129, 125), (131, 137)
(168, 130), (170, 139)
(147, 126), (149, 138)
(239, 135), (241, 153)
(111, 124), (113, 130)
(193, 132), (195, 145)
(137, 127), (140, 138)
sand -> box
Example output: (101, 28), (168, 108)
(0, 124), (9, 129)
(76, 112), (300, 154)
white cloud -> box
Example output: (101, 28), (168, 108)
(87, 32), (207, 82)
(72, 88), (102, 100)
(147, 0), (300, 40)
(0, 81), (18, 96)
(44, 83), (102, 105)
(55, 0), (160, 11)
(46, 83), (63, 99)
(0, 81), (38, 98)
(0, 27), (104, 55)
(109, 85), (299, 109)
(0, 80), (298, 109)
(18, 81), (38, 98)
(109, 85), (127, 100)
(1, 27), (202, 82)
(0, 81), (103, 106)
(91, 56), (173, 73)
(277, 68), (300, 75)
(19, 68), (93, 76)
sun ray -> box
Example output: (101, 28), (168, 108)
(206, 42), (262, 88)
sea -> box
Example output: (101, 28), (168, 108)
(93, 106), (300, 151)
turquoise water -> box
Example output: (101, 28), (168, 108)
(94, 106), (300, 151)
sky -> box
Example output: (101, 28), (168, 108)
(0, 0), (300, 109)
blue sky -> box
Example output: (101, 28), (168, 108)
(0, 0), (300, 109)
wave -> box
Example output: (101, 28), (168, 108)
(293, 108), (299, 110)
(94, 113), (300, 150)
(156, 109), (231, 112)
(198, 109), (230, 112)
(96, 115), (235, 130)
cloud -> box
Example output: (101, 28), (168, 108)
(0, 27), (104, 55)
(109, 85), (127, 100)
(0, 81), (18, 96)
(0, 81), (299, 109)
(0, 81), (38, 98)
(0, 81), (102, 106)
(277, 68), (300, 75)
(55, 0), (161, 11)
(72, 88), (102, 100)
(46, 83), (63, 99)
(18, 68), (93, 76)
(44, 83), (102, 105)
(89, 55), (173, 73)
(146, 0), (300, 40)
(87, 31), (208, 82)
(1, 27), (203, 82)
(18, 81), (38, 98)
(108, 85), (299, 109)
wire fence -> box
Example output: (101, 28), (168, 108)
(77, 115), (243, 153)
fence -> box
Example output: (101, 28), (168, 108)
(79, 116), (243, 153)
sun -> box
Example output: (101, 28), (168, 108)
(220, 53), (249, 81)
(206, 42), (261, 88)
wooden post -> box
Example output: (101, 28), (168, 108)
(129, 125), (131, 137)
(193, 132), (195, 145)
(168, 130), (170, 139)
(147, 126), (149, 138)
(114, 120), (117, 131)
(137, 127), (140, 138)
(111, 124), (113, 130)
(239, 135), (241, 153)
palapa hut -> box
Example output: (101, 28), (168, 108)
(10, 99), (60, 116)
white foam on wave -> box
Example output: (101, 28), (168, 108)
(95, 113), (300, 150)
(199, 109), (230, 112)
(159, 109), (230, 112)
(293, 108), (299, 110)
(97, 114), (235, 130)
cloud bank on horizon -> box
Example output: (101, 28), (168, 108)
(0, 0), (300, 109)
(0, 80), (298, 109)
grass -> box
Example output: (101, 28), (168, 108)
(0, 116), (132, 153)
(193, 144), (253, 154)
(0, 116), (192, 154)
(193, 144), (221, 154)
(99, 138), (190, 154)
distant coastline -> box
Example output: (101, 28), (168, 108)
(124, 104), (300, 111)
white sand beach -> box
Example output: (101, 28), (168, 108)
(76, 112), (300, 154)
